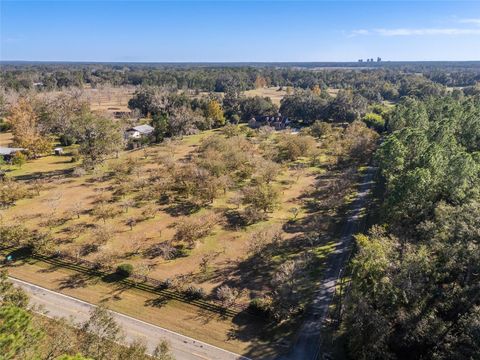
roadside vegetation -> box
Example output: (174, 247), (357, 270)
(0, 271), (174, 360)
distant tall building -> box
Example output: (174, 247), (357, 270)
(377, 57), (382, 62)
(358, 59), (363, 62)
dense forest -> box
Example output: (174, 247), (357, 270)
(2, 62), (480, 101)
(342, 95), (480, 359)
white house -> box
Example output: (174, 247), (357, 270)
(124, 124), (155, 140)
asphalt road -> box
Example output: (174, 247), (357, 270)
(10, 277), (251, 360)
(279, 166), (376, 360)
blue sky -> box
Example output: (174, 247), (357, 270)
(1, 1), (480, 62)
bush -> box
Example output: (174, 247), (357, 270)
(362, 112), (385, 132)
(174, 212), (220, 248)
(221, 123), (242, 138)
(159, 278), (173, 289)
(116, 263), (134, 277)
(275, 133), (317, 161)
(72, 167), (86, 177)
(309, 120), (333, 139)
(11, 152), (27, 167)
(70, 149), (81, 163)
(184, 285), (206, 300)
(59, 134), (76, 146)
(79, 242), (99, 256)
(230, 114), (241, 124)
(0, 120), (12, 132)
(216, 285), (239, 307)
(248, 297), (271, 317)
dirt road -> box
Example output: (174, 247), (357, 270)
(280, 166), (376, 360)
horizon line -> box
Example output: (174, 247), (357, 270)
(2, 60), (480, 64)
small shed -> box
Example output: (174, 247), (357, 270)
(54, 147), (65, 156)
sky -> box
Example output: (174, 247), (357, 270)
(1, 0), (480, 62)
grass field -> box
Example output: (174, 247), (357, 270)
(85, 86), (135, 114)
(243, 87), (288, 106)
(2, 130), (324, 299)
(1, 122), (358, 358)
(30, 85), (339, 119)
(5, 256), (279, 358)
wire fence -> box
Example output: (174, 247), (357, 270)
(1, 246), (262, 319)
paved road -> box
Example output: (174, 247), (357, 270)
(280, 167), (376, 360)
(10, 277), (251, 360)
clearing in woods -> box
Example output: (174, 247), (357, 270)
(39, 86), (338, 116)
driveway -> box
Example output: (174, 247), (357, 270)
(280, 166), (376, 360)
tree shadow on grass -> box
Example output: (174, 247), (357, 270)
(13, 168), (74, 181)
(183, 306), (225, 326)
(164, 200), (201, 217)
(145, 295), (169, 308)
(222, 209), (248, 230)
(228, 310), (296, 360)
(5, 247), (32, 262)
(58, 272), (96, 290)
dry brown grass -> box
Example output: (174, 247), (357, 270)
(0, 132), (13, 147)
(2, 124), (366, 358)
(85, 86), (135, 113)
(243, 87), (287, 106)
(5, 258), (274, 357)
(3, 130), (323, 304)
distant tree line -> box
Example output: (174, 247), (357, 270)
(2, 63), (479, 102)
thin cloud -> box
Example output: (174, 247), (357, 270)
(348, 29), (370, 37)
(350, 28), (480, 37)
(458, 18), (480, 26)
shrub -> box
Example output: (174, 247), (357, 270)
(92, 225), (113, 245)
(230, 114), (241, 124)
(184, 285), (206, 300)
(59, 134), (76, 146)
(72, 167), (86, 177)
(248, 297), (271, 317)
(221, 123), (242, 138)
(362, 112), (385, 131)
(0, 224), (31, 247)
(174, 212), (221, 248)
(216, 285), (239, 307)
(275, 133), (317, 161)
(70, 149), (81, 163)
(242, 183), (279, 214)
(80, 242), (99, 256)
(140, 203), (157, 220)
(11, 152), (27, 167)
(116, 263), (134, 277)
(309, 120), (333, 139)
(159, 278), (173, 289)
(0, 178), (28, 208)
(0, 120), (12, 132)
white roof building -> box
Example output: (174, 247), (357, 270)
(0, 147), (25, 156)
(125, 125), (154, 139)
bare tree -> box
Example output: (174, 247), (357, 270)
(125, 217), (137, 231)
(216, 285), (239, 308)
